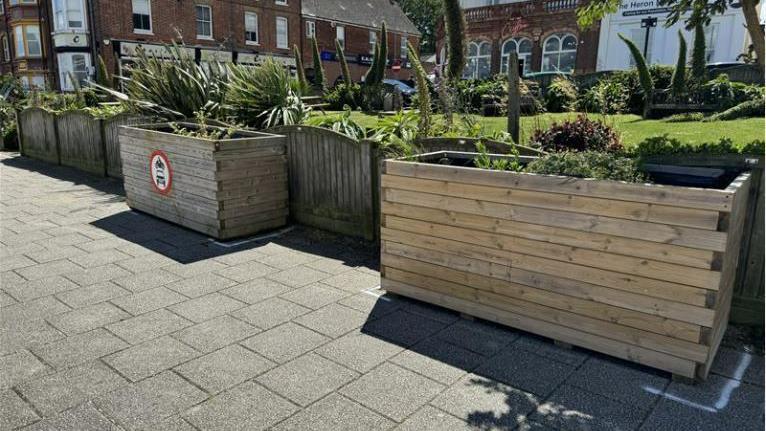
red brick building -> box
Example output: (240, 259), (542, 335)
(435, 0), (600, 78)
(300, 0), (421, 84)
(1, 0), (53, 89)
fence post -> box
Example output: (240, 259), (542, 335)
(507, 52), (521, 145)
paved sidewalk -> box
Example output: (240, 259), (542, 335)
(0, 152), (763, 431)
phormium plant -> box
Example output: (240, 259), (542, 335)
(530, 115), (623, 153)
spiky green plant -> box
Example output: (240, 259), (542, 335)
(96, 55), (112, 89)
(311, 37), (326, 91)
(293, 44), (308, 92)
(407, 40), (431, 136)
(336, 39), (352, 84)
(619, 34), (654, 117)
(443, 0), (466, 81)
(375, 22), (388, 83)
(691, 22), (707, 82)
(365, 42), (381, 85)
(671, 30), (687, 101)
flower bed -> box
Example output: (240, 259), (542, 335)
(380, 151), (751, 379)
(119, 123), (288, 239)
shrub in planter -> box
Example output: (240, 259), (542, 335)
(592, 66), (673, 114)
(530, 115), (622, 153)
(525, 151), (647, 182)
(325, 83), (362, 110)
(578, 80), (629, 114)
(544, 77), (578, 112)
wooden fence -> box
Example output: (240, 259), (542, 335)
(17, 108), (145, 178)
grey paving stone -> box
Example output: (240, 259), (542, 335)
(106, 308), (192, 345)
(174, 315), (260, 353)
(23, 245), (87, 264)
(215, 260), (279, 283)
(257, 353), (358, 407)
(220, 278), (292, 304)
(340, 362), (445, 422)
(17, 361), (128, 417)
(337, 291), (403, 318)
(0, 291), (16, 307)
(175, 344), (275, 394)
(0, 320), (65, 357)
(254, 250), (319, 270)
(163, 259), (228, 277)
(165, 272), (238, 298)
(315, 330), (404, 373)
(62, 264), (132, 286)
(96, 371), (207, 431)
(304, 256), (356, 275)
(436, 319), (518, 356)
(54, 281), (130, 309)
(362, 309), (447, 347)
(566, 357), (668, 407)
(293, 303), (369, 338)
(241, 322), (330, 363)
(475, 348), (575, 397)
(46, 302), (130, 335)
(395, 405), (471, 431)
(2, 276), (80, 302)
(0, 349), (51, 389)
(321, 269), (380, 292)
(38, 232), (91, 247)
(512, 335), (589, 366)
(401, 300), (461, 324)
(431, 374), (540, 430)
(231, 297), (311, 329)
(23, 401), (121, 431)
(14, 259), (81, 281)
(0, 296), (70, 325)
(152, 416), (196, 431)
(273, 393), (394, 431)
(279, 283), (351, 309)
(32, 328), (128, 369)
(531, 384), (646, 431)
(390, 337), (485, 385)
(114, 254), (177, 274)
(69, 249), (131, 268)
(267, 265), (332, 288)
(104, 335), (199, 382)
(112, 269), (182, 293)
(0, 254), (36, 272)
(212, 249), (266, 266)
(183, 381), (298, 431)
(75, 238), (129, 253)
(0, 388), (40, 430)
(110, 287), (187, 316)
(711, 347), (764, 386)
(168, 292), (246, 323)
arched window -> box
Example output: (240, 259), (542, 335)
(541, 33), (577, 73)
(464, 41), (491, 79)
(500, 37), (532, 76)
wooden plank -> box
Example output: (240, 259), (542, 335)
(18, 108), (59, 164)
(103, 114), (150, 178)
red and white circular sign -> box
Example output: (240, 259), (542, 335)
(149, 150), (173, 195)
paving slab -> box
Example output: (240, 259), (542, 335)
(55, 281), (130, 309)
(46, 302), (130, 335)
(231, 297), (311, 329)
(390, 337), (485, 385)
(531, 384), (646, 431)
(362, 309), (447, 347)
(112, 269), (182, 293)
(104, 335), (199, 382)
(165, 272), (238, 298)
(174, 315), (260, 353)
(293, 303), (369, 338)
(710, 347), (765, 386)
(0, 388), (41, 430)
(106, 308), (193, 345)
(110, 287), (187, 316)
(565, 356), (669, 407)
(14, 259), (82, 281)
(69, 249), (131, 268)
(395, 405), (471, 431)
(175, 344), (275, 394)
(321, 269), (380, 292)
(62, 264), (132, 286)
(315, 330), (404, 373)
(32, 328), (128, 370)
(22, 401), (121, 431)
(475, 347), (576, 397)
(512, 334), (590, 366)
(279, 282), (351, 309)
(272, 393), (394, 431)
(2, 276), (80, 303)
(337, 292), (402, 318)
(435, 319), (518, 356)
(168, 292), (246, 323)
(241, 322), (330, 364)
(215, 260), (280, 283)
(220, 278), (292, 304)
(267, 265), (333, 288)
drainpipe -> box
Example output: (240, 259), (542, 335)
(86, 0), (99, 75)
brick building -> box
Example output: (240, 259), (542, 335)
(300, 0), (421, 84)
(435, 0), (600, 78)
(0, 0), (53, 89)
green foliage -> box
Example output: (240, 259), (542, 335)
(366, 43), (381, 85)
(311, 37), (326, 91)
(691, 22), (707, 82)
(96, 55), (112, 89)
(530, 115), (623, 153)
(663, 112), (705, 122)
(473, 141), (522, 171)
(0, 102), (17, 147)
(336, 39), (353, 85)
(630, 135), (765, 157)
(376, 22), (388, 84)
(671, 30), (687, 100)
(226, 59), (310, 129)
(396, 0), (443, 53)
(443, 0), (466, 81)
(618, 33), (653, 116)
(307, 109), (367, 140)
(545, 77), (578, 112)
(169, 113), (236, 139)
(408, 40), (432, 136)
(84, 103), (129, 119)
(703, 98), (765, 121)
(369, 110), (421, 156)
(324, 83), (362, 110)
(526, 151), (648, 182)
(585, 66), (672, 115)
(293, 45), (309, 91)
(578, 80), (628, 114)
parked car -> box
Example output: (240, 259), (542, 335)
(383, 79), (416, 105)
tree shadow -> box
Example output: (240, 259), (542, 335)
(0, 154), (125, 197)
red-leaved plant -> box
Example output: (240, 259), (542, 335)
(531, 115), (623, 153)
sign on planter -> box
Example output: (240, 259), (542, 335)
(150, 150), (173, 195)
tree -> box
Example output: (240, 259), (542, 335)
(310, 37), (326, 91)
(670, 30), (687, 100)
(396, 0), (443, 53)
(691, 21), (707, 82)
(443, 0), (466, 81)
(293, 45), (308, 91)
(577, 0), (764, 66)
(407, 40), (431, 135)
(335, 39), (352, 84)
(619, 34), (654, 117)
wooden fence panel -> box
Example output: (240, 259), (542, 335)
(56, 111), (105, 176)
(270, 125), (376, 240)
(18, 108), (58, 164)
(103, 114), (149, 178)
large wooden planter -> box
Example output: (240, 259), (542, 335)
(119, 123), (288, 239)
(380, 151), (751, 380)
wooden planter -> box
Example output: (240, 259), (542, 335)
(380, 151), (751, 380)
(119, 123), (288, 240)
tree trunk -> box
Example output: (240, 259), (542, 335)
(507, 52), (520, 145)
(741, 0), (765, 66)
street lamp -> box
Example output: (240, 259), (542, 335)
(640, 16), (658, 60)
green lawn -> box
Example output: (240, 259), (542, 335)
(319, 111), (764, 147)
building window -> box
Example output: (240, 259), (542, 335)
(701, 23), (718, 63)
(0, 1), (4, 13)
(276, 17), (288, 49)
(1, 35), (9, 62)
(58, 52), (91, 91)
(541, 33), (577, 73)
(400, 35), (408, 59)
(20, 74), (46, 90)
(275, 0), (287, 4)
(195, 5), (212, 39)
(9, 0), (38, 4)
(305, 21), (315, 38)
(500, 37), (532, 76)
(465, 41), (491, 79)
(369, 30), (377, 54)
(245, 12), (258, 45)
(13, 25), (42, 58)
(336, 25), (345, 49)
(53, 0), (86, 31)
(132, 0), (151, 33)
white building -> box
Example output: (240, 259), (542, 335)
(596, 0), (748, 71)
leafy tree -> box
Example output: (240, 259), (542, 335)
(670, 30), (687, 100)
(619, 34), (654, 117)
(577, 0), (763, 66)
(407, 40), (431, 135)
(335, 39), (352, 84)
(310, 37), (326, 91)
(293, 45), (308, 91)
(396, 0), (443, 53)
(691, 21), (707, 81)
(443, 0), (466, 81)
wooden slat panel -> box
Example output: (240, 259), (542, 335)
(18, 108), (59, 164)
(103, 114), (150, 178)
